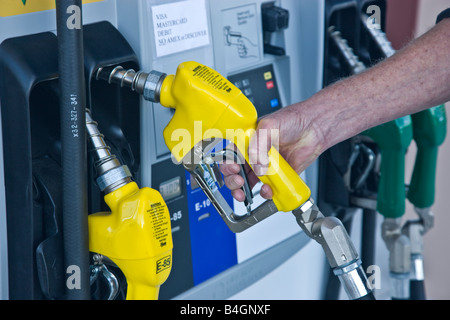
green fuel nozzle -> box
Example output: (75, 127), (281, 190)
(365, 118), (413, 218)
(407, 106), (447, 209)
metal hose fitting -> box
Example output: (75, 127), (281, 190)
(86, 109), (132, 194)
(96, 65), (167, 103)
(333, 260), (373, 300)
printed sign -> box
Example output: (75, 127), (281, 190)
(151, 0), (210, 57)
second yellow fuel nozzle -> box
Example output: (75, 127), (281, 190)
(97, 62), (374, 300)
(86, 110), (173, 300)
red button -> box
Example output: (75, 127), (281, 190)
(266, 80), (274, 90)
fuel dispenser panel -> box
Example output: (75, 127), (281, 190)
(151, 159), (194, 299)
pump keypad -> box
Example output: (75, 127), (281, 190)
(228, 64), (282, 116)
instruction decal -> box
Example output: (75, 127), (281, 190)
(222, 4), (261, 70)
(151, 0), (210, 57)
(148, 201), (170, 248)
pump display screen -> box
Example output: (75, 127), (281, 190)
(159, 176), (182, 201)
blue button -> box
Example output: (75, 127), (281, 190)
(270, 98), (279, 108)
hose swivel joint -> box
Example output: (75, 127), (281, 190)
(292, 199), (374, 300)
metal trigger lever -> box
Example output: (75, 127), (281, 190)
(343, 142), (376, 193)
(210, 149), (254, 215)
(182, 142), (277, 233)
(90, 254), (120, 300)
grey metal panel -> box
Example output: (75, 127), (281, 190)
(173, 231), (310, 300)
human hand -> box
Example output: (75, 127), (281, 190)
(220, 102), (326, 201)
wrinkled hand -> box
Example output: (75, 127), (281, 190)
(220, 102), (325, 201)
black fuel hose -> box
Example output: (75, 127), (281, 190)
(56, 0), (90, 300)
(356, 292), (376, 300)
(410, 280), (426, 300)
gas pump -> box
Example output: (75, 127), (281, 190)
(2, 0), (444, 301)
(0, 0), (328, 300)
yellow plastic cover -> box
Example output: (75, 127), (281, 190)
(88, 182), (173, 300)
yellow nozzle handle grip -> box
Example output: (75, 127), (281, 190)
(113, 257), (170, 300)
(126, 283), (159, 300)
(243, 144), (311, 212)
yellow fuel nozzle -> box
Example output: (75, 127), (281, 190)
(159, 62), (311, 212)
(86, 110), (173, 300)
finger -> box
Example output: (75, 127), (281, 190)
(259, 184), (273, 200)
(219, 162), (241, 176)
(223, 174), (244, 191)
(231, 189), (246, 202)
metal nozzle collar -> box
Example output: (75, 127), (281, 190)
(96, 165), (132, 194)
(142, 70), (166, 103)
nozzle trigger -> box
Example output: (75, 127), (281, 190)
(183, 143), (275, 233)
